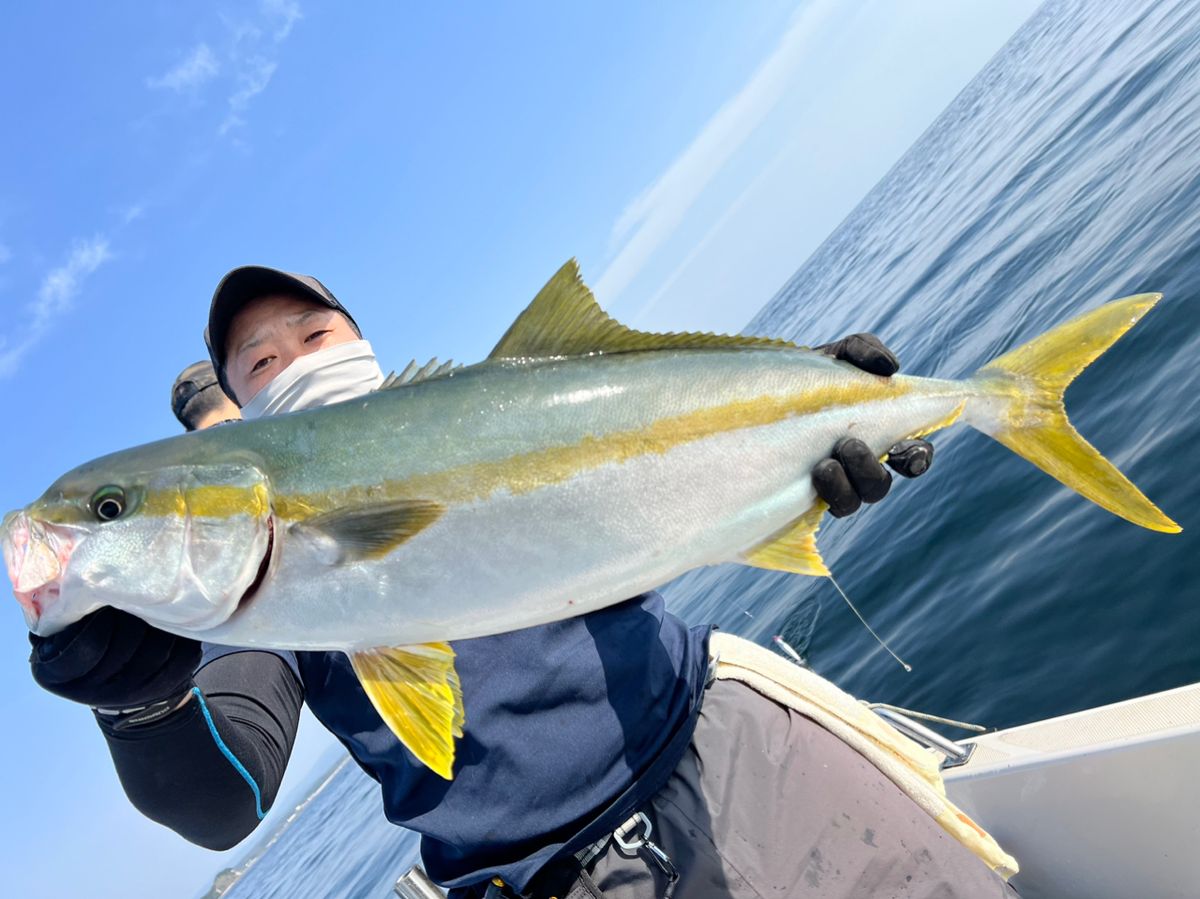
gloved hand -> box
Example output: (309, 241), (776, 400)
(813, 333), (934, 517)
(29, 606), (201, 719)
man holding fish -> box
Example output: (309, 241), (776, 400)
(14, 259), (1168, 896)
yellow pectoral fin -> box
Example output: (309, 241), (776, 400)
(742, 503), (830, 576)
(292, 499), (445, 562)
(350, 643), (465, 780)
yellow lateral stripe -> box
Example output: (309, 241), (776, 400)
(140, 483), (270, 520)
(41, 484), (266, 525)
(33, 380), (916, 526)
(273, 379), (912, 520)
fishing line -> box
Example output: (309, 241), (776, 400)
(827, 574), (912, 672)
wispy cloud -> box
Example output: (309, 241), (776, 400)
(144, 2), (301, 139)
(35, 237), (112, 327)
(147, 43), (220, 92)
(594, 0), (835, 306)
(262, 0), (303, 41)
(120, 202), (146, 225)
(0, 237), (112, 378)
(219, 58), (279, 136)
(0, 243), (11, 265)
(215, 0), (300, 137)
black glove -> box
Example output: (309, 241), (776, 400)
(815, 332), (900, 377)
(29, 607), (201, 722)
(813, 334), (934, 517)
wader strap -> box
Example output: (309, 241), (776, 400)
(520, 659), (717, 899)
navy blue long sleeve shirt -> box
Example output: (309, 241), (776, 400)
(98, 593), (710, 892)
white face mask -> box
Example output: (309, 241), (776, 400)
(240, 339), (385, 420)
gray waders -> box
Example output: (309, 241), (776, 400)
(511, 680), (1020, 899)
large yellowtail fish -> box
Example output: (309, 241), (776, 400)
(0, 261), (1180, 778)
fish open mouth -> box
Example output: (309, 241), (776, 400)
(2, 511), (72, 632)
(235, 516), (274, 611)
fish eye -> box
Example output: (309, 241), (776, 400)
(91, 486), (127, 522)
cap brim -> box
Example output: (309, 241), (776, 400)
(206, 266), (339, 368)
(205, 265), (360, 406)
(171, 360), (220, 419)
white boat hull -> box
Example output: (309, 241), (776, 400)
(943, 682), (1200, 899)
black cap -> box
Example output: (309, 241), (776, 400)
(171, 360), (221, 426)
(204, 265), (360, 402)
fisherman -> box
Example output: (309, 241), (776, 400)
(29, 267), (1018, 898)
(170, 360), (241, 431)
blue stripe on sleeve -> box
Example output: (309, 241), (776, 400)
(191, 686), (266, 820)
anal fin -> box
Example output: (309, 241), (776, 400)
(742, 503), (829, 576)
(901, 400), (966, 442)
(350, 643), (465, 780)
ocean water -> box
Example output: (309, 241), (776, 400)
(216, 0), (1200, 895)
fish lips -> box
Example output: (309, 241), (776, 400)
(2, 510), (76, 634)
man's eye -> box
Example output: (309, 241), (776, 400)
(251, 356), (274, 373)
(305, 329), (331, 344)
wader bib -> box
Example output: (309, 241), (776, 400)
(510, 634), (1018, 899)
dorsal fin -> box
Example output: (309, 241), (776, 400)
(488, 259), (796, 360)
(379, 358), (460, 390)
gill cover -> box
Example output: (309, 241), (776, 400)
(23, 462), (273, 636)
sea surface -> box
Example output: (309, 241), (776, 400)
(212, 0), (1200, 895)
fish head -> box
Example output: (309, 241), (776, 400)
(3, 455), (274, 638)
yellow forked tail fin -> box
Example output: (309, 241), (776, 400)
(970, 293), (1179, 533)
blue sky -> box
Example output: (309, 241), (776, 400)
(0, 3), (1041, 896)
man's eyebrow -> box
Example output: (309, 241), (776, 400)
(234, 309), (329, 357)
(235, 332), (266, 356)
(285, 309), (325, 328)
